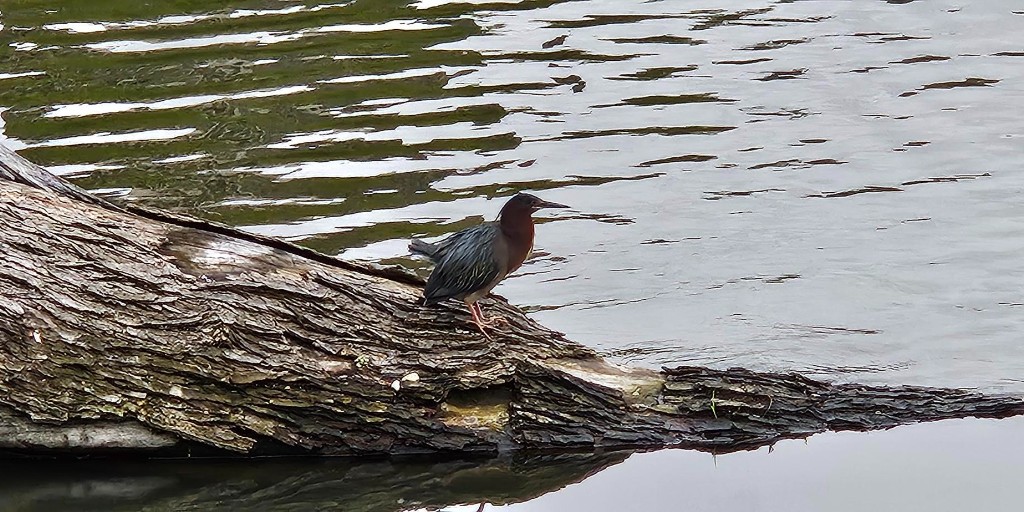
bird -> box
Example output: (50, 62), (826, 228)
(410, 193), (569, 339)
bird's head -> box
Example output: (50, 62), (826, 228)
(504, 193), (569, 215)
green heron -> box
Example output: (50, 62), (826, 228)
(410, 193), (569, 339)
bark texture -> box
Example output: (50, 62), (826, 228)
(1, 144), (1022, 458)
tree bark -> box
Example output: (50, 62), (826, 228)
(1, 144), (1022, 458)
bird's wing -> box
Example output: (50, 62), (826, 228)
(409, 238), (441, 259)
(424, 223), (503, 303)
(410, 225), (476, 262)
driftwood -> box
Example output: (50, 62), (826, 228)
(1, 143), (1022, 458)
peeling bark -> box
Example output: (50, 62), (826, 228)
(0, 144), (1022, 458)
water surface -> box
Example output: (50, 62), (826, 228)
(3, 0), (1023, 389)
(3, 416), (1023, 511)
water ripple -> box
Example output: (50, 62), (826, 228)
(3, 0), (1024, 391)
(85, 21), (447, 53)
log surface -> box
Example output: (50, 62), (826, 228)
(1, 143), (1021, 458)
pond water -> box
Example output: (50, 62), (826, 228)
(2, 0), (1023, 509)
(3, 416), (1024, 511)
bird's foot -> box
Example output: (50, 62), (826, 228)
(468, 303), (495, 340)
(480, 316), (509, 328)
(472, 303), (508, 328)
(473, 320), (494, 341)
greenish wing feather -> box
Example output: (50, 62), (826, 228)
(420, 225), (476, 261)
(411, 224), (479, 262)
(424, 223), (502, 303)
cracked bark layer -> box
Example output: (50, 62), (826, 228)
(1, 144), (1022, 458)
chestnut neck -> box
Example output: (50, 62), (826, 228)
(498, 204), (535, 245)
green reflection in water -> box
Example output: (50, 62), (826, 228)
(0, 0), (583, 250)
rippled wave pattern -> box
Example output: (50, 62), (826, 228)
(2, 0), (1023, 389)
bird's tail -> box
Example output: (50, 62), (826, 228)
(409, 238), (439, 259)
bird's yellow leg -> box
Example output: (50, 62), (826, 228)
(473, 302), (508, 327)
(466, 302), (493, 340)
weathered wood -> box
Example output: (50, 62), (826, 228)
(1, 143), (1022, 458)
(0, 405), (178, 453)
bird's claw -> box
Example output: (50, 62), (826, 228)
(481, 316), (509, 328)
(468, 303), (507, 340)
(474, 322), (494, 341)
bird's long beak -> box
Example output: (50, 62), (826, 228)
(537, 200), (570, 209)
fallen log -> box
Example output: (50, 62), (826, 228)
(1, 143), (1022, 458)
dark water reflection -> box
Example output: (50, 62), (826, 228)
(2, 416), (1023, 511)
(0, 451), (633, 512)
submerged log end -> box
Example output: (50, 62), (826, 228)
(0, 406), (180, 455)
